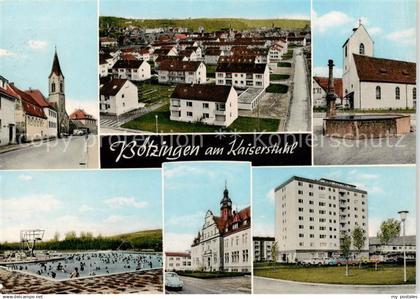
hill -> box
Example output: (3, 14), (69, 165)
(100, 17), (310, 31)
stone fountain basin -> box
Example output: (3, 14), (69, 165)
(323, 114), (411, 139)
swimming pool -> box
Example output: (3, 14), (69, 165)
(4, 251), (162, 281)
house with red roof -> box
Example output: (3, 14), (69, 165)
(313, 76), (345, 108)
(69, 109), (97, 134)
(26, 89), (58, 138)
(190, 186), (251, 272)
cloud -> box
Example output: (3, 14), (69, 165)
(265, 188), (275, 203)
(1, 194), (61, 219)
(0, 48), (17, 57)
(368, 27), (382, 35)
(164, 233), (196, 252)
(18, 175), (32, 181)
(385, 27), (416, 46)
(280, 14), (310, 20)
(164, 165), (215, 179)
(313, 10), (353, 33)
(79, 204), (94, 213)
(313, 66), (343, 78)
(253, 222), (274, 238)
(27, 40), (48, 50)
(166, 212), (203, 228)
(104, 196), (148, 209)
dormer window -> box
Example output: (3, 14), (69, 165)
(359, 43), (365, 55)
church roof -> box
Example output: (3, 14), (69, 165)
(49, 50), (64, 78)
(353, 54), (416, 84)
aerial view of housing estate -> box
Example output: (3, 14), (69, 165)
(0, 0), (99, 169)
(252, 166), (416, 294)
(0, 170), (163, 294)
(163, 162), (252, 294)
(312, 0), (416, 165)
(99, 0), (311, 133)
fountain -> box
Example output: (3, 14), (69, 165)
(323, 60), (411, 139)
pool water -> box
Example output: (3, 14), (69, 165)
(5, 252), (162, 281)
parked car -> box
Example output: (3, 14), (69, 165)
(336, 257), (357, 266)
(165, 272), (183, 291)
(324, 258), (337, 266)
(299, 258), (325, 266)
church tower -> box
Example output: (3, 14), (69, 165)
(220, 182), (232, 221)
(48, 49), (69, 135)
(342, 21), (374, 108)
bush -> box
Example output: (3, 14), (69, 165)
(266, 84), (289, 93)
(277, 62), (291, 67)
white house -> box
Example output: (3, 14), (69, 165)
(170, 83), (238, 127)
(254, 237), (275, 262)
(369, 236), (416, 259)
(0, 77), (16, 145)
(268, 44), (285, 63)
(215, 63), (270, 89)
(100, 78), (139, 116)
(312, 77), (345, 108)
(100, 37), (118, 48)
(190, 186), (251, 273)
(112, 60), (151, 81)
(158, 61), (206, 84)
(165, 252), (192, 272)
(204, 48), (225, 65)
(342, 23), (416, 109)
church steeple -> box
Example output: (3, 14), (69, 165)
(49, 47), (64, 78)
(220, 181), (232, 220)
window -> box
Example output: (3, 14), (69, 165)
(51, 83), (56, 93)
(345, 46), (348, 57)
(186, 111), (193, 117)
(359, 43), (365, 55)
(186, 101), (193, 107)
(203, 103), (209, 109)
(202, 113), (209, 119)
(396, 87), (400, 100)
(60, 83), (63, 93)
(413, 87), (417, 100)
(376, 86), (381, 100)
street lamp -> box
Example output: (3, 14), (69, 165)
(398, 210), (408, 283)
(155, 115), (159, 133)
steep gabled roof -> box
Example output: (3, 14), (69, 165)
(353, 54), (416, 84)
(49, 50), (64, 78)
(159, 60), (202, 72)
(25, 89), (56, 110)
(100, 78), (129, 96)
(113, 59), (147, 69)
(70, 108), (96, 120)
(8, 85), (47, 119)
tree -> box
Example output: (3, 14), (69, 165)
(53, 232), (60, 242)
(377, 218), (401, 270)
(270, 241), (279, 270)
(340, 233), (352, 277)
(352, 226), (366, 268)
(65, 231), (77, 240)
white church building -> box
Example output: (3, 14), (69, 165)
(342, 23), (416, 110)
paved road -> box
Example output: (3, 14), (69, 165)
(0, 135), (98, 169)
(285, 48), (310, 132)
(253, 276), (416, 294)
(313, 114), (416, 165)
(166, 275), (251, 294)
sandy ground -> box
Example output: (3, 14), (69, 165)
(0, 268), (163, 294)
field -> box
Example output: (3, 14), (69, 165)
(206, 65), (217, 78)
(282, 49), (294, 60)
(100, 17), (310, 32)
(138, 82), (174, 106)
(254, 264), (416, 285)
(0, 229), (163, 252)
(122, 104), (279, 132)
(277, 62), (292, 67)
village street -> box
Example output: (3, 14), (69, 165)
(0, 135), (98, 169)
(285, 48), (310, 132)
(253, 276), (416, 294)
(166, 276), (251, 294)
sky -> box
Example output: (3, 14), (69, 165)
(253, 166), (416, 239)
(164, 162), (251, 252)
(0, 0), (98, 117)
(313, 0), (416, 77)
(0, 169), (162, 242)
(100, 0), (310, 19)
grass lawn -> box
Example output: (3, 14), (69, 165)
(178, 271), (247, 279)
(277, 62), (292, 67)
(137, 82), (174, 106)
(122, 105), (279, 133)
(254, 265), (416, 285)
(270, 74), (290, 81)
(282, 50), (294, 60)
(266, 84), (289, 93)
(207, 65), (217, 78)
